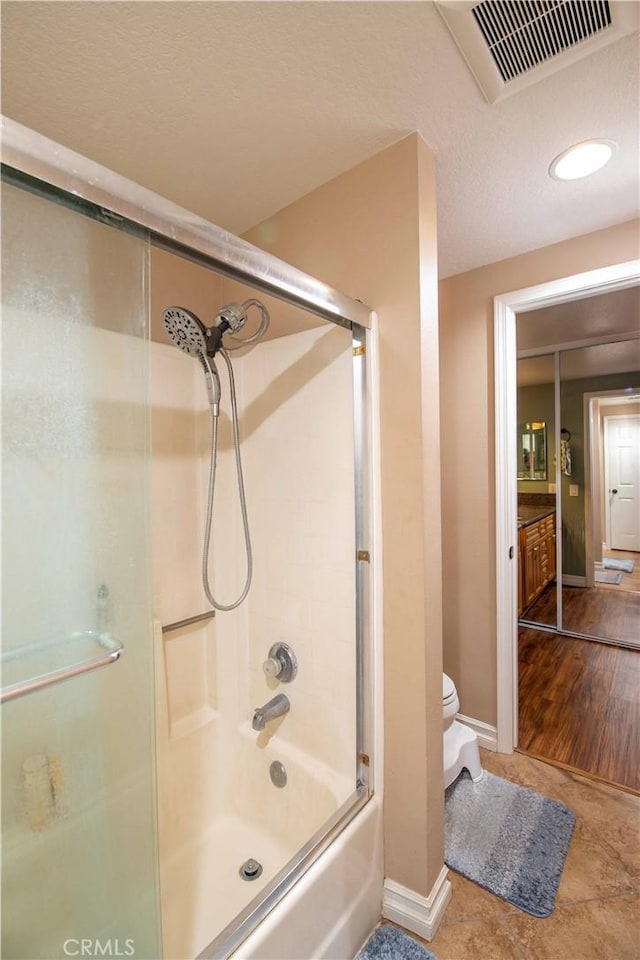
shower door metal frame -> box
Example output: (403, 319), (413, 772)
(2, 116), (375, 960)
(1, 117), (372, 330)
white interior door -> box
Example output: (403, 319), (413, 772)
(605, 414), (640, 552)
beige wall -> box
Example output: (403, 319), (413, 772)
(439, 219), (640, 726)
(244, 133), (444, 896)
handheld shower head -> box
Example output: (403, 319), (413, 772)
(162, 306), (220, 415)
(159, 298), (267, 612)
(162, 307), (208, 357)
(163, 300), (270, 361)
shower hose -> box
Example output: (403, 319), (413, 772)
(201, 348), (252, 611)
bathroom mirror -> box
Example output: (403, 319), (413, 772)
(518, 421), (547, 480)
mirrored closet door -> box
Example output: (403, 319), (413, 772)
(516, 298), (640, 648)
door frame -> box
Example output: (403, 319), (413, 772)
(494, 259), (640, 753)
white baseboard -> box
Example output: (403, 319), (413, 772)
(456, 713), (497, 752)
(382, 866), (451, 942)
(562, 574), (587, 587)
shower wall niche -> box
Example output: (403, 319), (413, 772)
(150, 250), (358, 958)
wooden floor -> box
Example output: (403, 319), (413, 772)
(518, 626), (640, 793)
(523, 581), (640, 646)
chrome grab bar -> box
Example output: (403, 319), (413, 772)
(161, 610), (215, 634)
(0, 632), (124, 704)
(0, 607), (216, 702)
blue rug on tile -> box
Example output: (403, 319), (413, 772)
(445, 770), (575, 918)
(603, 557), (635, 573)
(357, 924), (438, 960)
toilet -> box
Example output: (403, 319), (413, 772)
(443, 673), (483, 788)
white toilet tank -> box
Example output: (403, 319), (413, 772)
(442, 672), (459, 725)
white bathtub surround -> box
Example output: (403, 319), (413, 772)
(382, 866), (452, 942)
(241, 324), (357, 781)
(151, 316), (371, 957)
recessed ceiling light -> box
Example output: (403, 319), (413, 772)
(549, 140), (617, 181)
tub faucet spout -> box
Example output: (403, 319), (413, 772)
(252, 693), (290, 731)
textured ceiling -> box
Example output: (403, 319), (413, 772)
(1, 1), (639, 278)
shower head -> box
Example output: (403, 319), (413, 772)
(162, 298), (270, 361)
(162, 306), (220, 415)
(163, 303), (246, 359)
(162, 306), (208, 357)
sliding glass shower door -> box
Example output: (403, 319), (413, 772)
(2, 124), (373, 959)
(1, 181), (161, 958)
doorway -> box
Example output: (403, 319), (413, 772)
(494, 259), (640, 757)
(514, 335), (640, 790)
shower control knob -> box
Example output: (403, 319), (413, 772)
(262, 643), (297, 683)
(263, 657), (282, 679)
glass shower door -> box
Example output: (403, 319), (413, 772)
(1, 181), (161, 958)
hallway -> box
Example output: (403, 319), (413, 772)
(518, 626), (640, 792)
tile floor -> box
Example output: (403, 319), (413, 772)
(418, 749), (640, 960)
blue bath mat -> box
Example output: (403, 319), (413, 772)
(595, 570), (623, 584)
(445, 770), (575, 918)
(358, 924), (437, 959)
(603, 557), (635, 574)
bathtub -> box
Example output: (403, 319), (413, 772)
(154, 621), (382, 959)
(229, 793), (382, 960)
(160, 732), (361, 959)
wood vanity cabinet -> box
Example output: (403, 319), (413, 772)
(519, 513), (556, 615)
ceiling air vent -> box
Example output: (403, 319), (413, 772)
(435, 0), (638, 102)
(473, 1), (611, 83)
